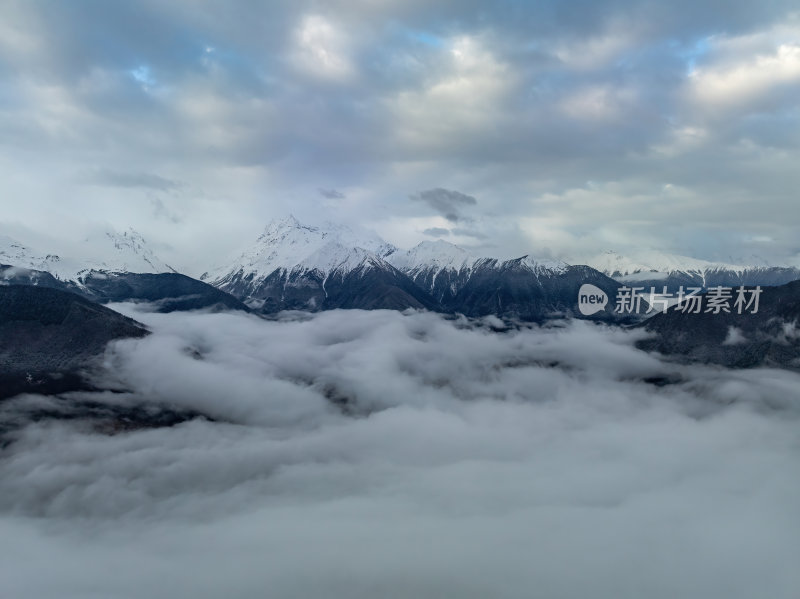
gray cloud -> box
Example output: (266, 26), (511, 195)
(151, 197), (182, 223)
(88, 169), (181, 192)
(451, 227), (488, 239)
(411, 188), (478, 222)
(319, 188), (346, 199)
(422, 227), (450, 237)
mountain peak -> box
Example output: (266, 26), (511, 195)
(0, 227), (173, 281)
(211, 215), (392, 283)
(80, 227), (173, 275)
(0, 235), (48, 269)
(259, 214), (310, 239)
(283, 214), (301, 228)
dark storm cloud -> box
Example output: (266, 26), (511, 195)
(411, 188), (478, 222)
(0, 305), (798, 597)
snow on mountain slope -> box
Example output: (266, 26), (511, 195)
(209, 218), (575, 299)
(302, 242), (389, 276)
(386, 240), (569, 276)
(516, 255), (570, 275)
(571, 249), (800, 289)
(204, 217), (448, 313)
(381, 240), (572, 307)
(77, 229), (174, 276)
(0, 235), (84, 279)
(0, 229), (173, 282)
(385, 240), (474, 273)
(0, 235), (37, 267)
(205, 215), (395, 285)
(576, 249), (747, 279)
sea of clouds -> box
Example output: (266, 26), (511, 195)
(1, 305), (798, 598)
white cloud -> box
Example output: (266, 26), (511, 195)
(560, 85), (637, 121)
(292, 14), (355, 81)
(388, 36), (515, 148)
(690, 42), (800, 109)
(0, 307), (798, 597)
(651, 126), (709, 157)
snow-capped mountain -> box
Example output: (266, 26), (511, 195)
(207, 217), (624, 319)
(384, 239), (475, 274)
(0, 228), (173, 283)
(82, 228), (174, 276)
(204, 215), (394, 283)
(579, 249), (739, 278)
(575, 249), (800, 290)
(0, 235), (81, 280)
(205, 216), (437, 312)
(385, 239), (571, 307)
(386, 240), (568, 276)
(0, 229), (248, 313)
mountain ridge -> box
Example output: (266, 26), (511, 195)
(572, 248), (800, 291)
(205, 216), (624, 319)
(4, 217), (799, 320)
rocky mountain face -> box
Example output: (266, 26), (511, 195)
(0, 285), (205, 432)
(0, 285), (148, 399)
(637, 280), (800, 369)
(77, 272), (250, 313)
(0, 264), (74, 292)
(446, 261), (623, 321)
(385, 241), (624, 320)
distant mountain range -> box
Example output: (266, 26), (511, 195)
(0, 228), (174, 281)
(200, 216), (437, 313)
(1, 218), (800, 405)
(201, 216), (624, 320)
(575, 249), (800, 291)
(4, 217), (800, 321)
(0, 231), (248, 313)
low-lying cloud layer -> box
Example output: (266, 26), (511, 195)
(1, 306), (799, 598)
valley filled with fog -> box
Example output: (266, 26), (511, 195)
(1, 305), (798, 599)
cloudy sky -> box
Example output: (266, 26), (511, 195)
(1, 0), (799, 270)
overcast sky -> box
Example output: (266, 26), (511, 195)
(1, 0), (799, 272)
